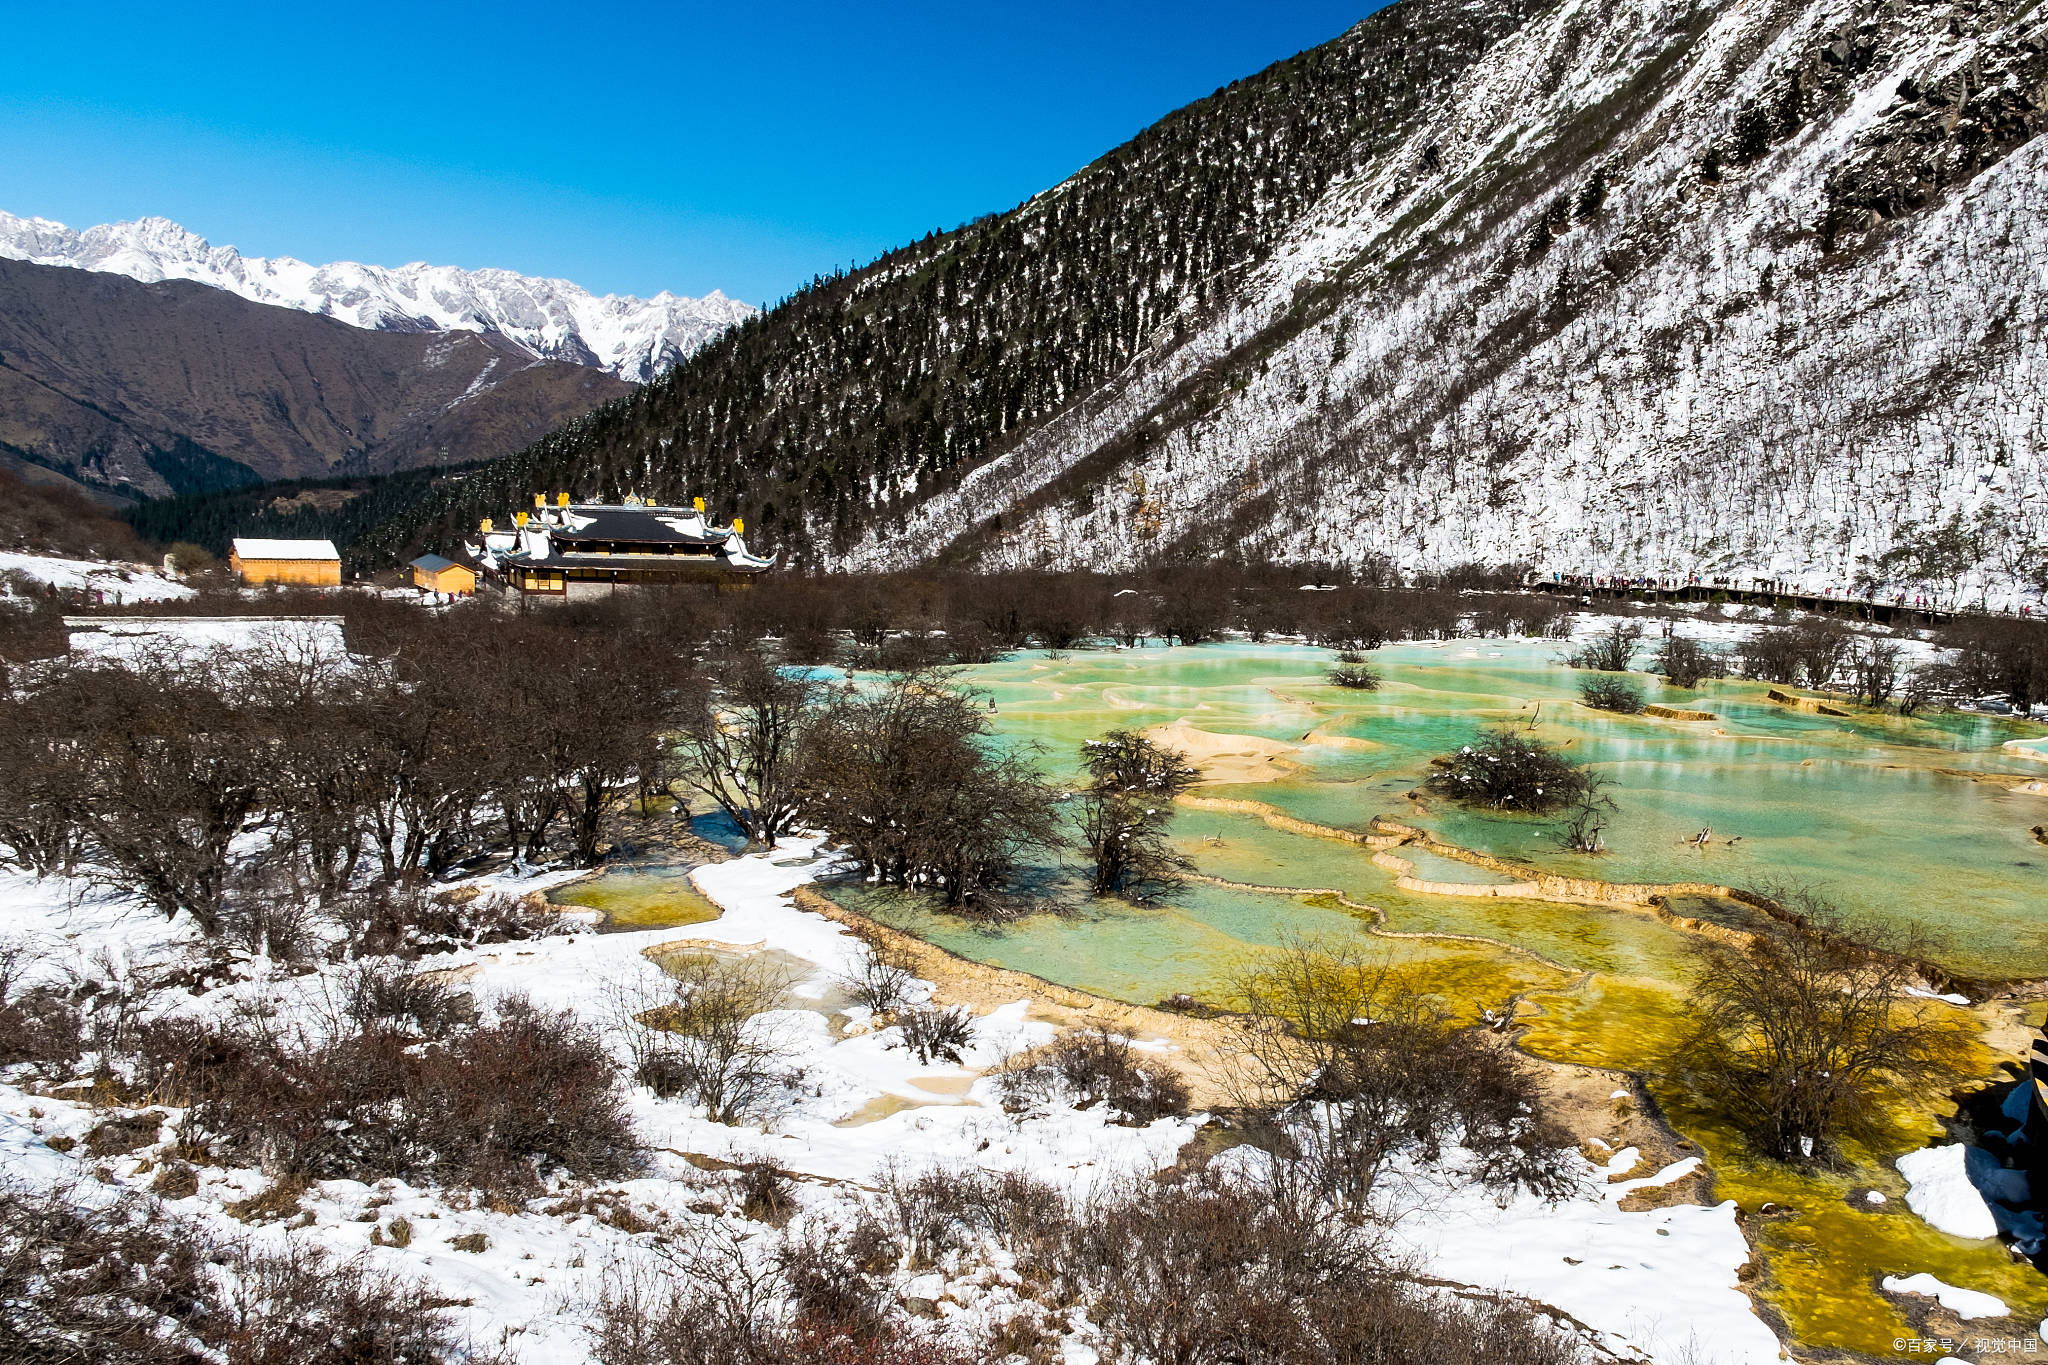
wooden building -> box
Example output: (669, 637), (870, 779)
(408, 553), (477, 595)
(467, 495), (775, 598)
(229, 538), (341, 587)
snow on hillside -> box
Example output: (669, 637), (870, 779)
(840, 0), (2048, 605)
(0, 550), (192, 603)
(0, 836), (1790, 1365)
(0, 210), (756, 383)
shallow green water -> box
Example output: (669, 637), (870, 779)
(550, 869), (723, 930)
(908, 641), (2048, 985)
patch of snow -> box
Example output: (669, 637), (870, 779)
(1897, 1144), (1998, 1239)
(1391, 1147), (1779, 1365)
(1881, 1272), (2008, 1320)
(65, 614), (346, 664)
(1904, 986), (1973, 1005)
(0, 551), (192, 602)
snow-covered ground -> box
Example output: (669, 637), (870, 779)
(0, 550), (192, 603)
(1900, 1143), (2005, 1240)
(63, 613), (346, 663)
(0, 833), (1808, 1365)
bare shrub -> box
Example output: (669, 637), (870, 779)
(140, 992), (634, 1194)
(587, 1219), (972, 1365)
(1652, 634), (1720, 688)
(0, 1185), (218, 1364)
(0, 941), (84, 1071)
(875, 1163), (1072, 1272)
(1426, 727), (1597, 814)
(0, 686), (88, 876)
(0, 1185), (473, 1365)
(1576, 675), (1644, 713)
(217, 865), (328, 963)
(833, 938), (915, 1017)
(735, 1158), (797, 1225)
(1677, 907), (1965, 1166)
(895, 1005), (974, 1066)
(995, 1028), (1191, 1123)
(213, 1238), (472, 1363)
(637, 953), (797, 1124)
(1225, 939), (1574, 1218)
(1053, 1165), (1591, 1365)
(773, 1216), (893, 1341)
(1565, 622), (1642, 671)
(335, 960), (472, 1040)
(334, 884), (570, 960)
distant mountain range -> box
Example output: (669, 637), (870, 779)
(0, 211), (756, 383)
(350, 0), (2048, 604)
(0, 257), (632, 499)
(0, 212), (756, 501)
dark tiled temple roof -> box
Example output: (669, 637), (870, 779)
(549, 505), (730, 548)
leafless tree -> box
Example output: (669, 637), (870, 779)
(801, 672), (1062, 908)
(676, 647), (824, 847)
(1076, 728), (1199, 900)
(1677, 906), (1964, 1166)
(1786, 619), (1855, 692)
(1941, 615), (2048, 712)
(0, 681), (88, 876)
(1223, 938), (1573, 1220)
(633, 952), (798, 1124)
(1848, 637), (1904, 708)
(1566, 621), (1643, 671)
(1558, 775), (1617, 853)
(1652, 634), (1720, 688)
(64, 651), (268, 932)
(833, 936), (915, 1016)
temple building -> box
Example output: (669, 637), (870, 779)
(466, 494), (776, 598)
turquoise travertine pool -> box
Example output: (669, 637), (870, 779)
(829, 641), (2048, 996)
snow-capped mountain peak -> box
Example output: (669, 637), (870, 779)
(0, 210), (754, 382)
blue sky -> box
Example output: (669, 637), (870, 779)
(0, 1), (1383, 306)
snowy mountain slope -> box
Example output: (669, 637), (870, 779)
(850, 0), (2048, 603)
(0, 210), (755, 383)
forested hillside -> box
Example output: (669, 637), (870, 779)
(361, 0), (2046, 604)
(355, 0), (1550, 564)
